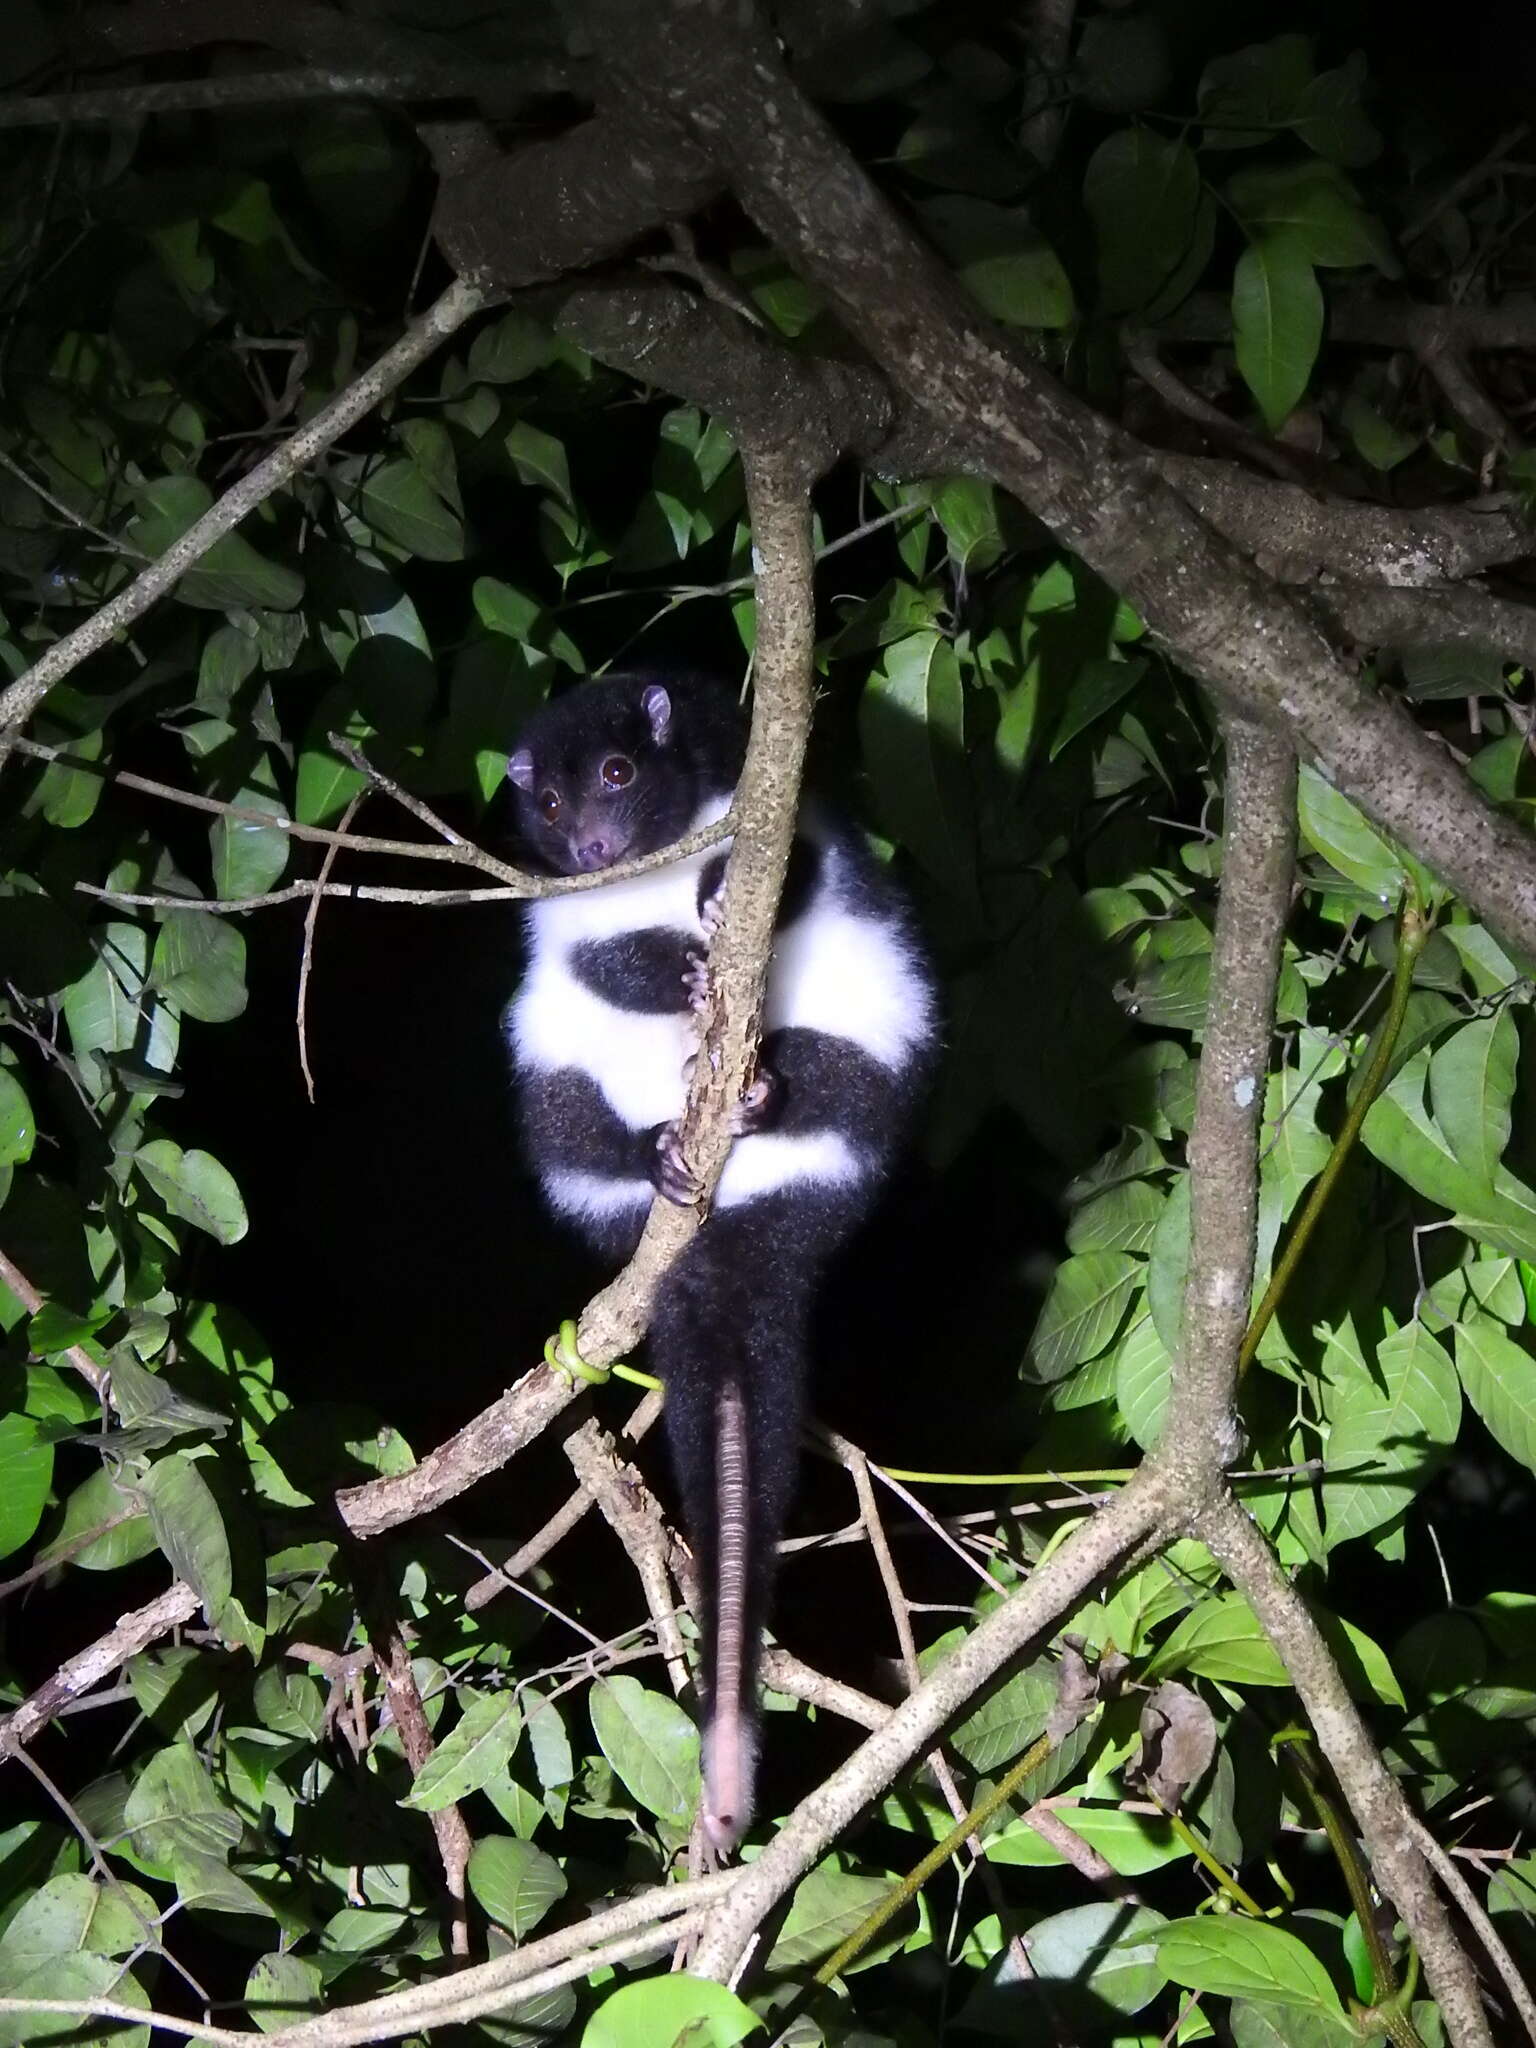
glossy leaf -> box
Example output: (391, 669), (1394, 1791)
(467, 1837), (566, 1938)
(403, 1692), (522, 1810)
(589, 1677), (699, 1826)
(583, 1976), (761, 2048)
(1024, 1251), (1141, 1383)
(1232, 235), (1323, 430)
(1157, 1916), (1345, 2016)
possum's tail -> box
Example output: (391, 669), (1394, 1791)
(648, 1197), (820, 1853)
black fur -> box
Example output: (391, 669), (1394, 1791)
(505, 671), (935, 1845)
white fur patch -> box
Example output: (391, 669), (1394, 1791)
(764, 842), (935, 1071)
(513, 957), (691, 1131)
(716, 1130), (860, 1208)
(543, 1170), (653, 1223)
(532, 794), (730, 949)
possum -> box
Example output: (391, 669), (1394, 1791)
(504, 670), (935, 1850)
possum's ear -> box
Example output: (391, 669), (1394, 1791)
(641, 685), (672, 745)
(508, 748), (535, 790)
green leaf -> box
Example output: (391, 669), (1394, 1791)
(133, 1141), (248, 1245)
(1199, 35), (1315, 149)
(1156, 1916), (1345, 2017)
(1114, 1311), (1174, 1451)
(47, 1468), (157, 1571)
(245, 1953), (323, 2033)
(1229, 1999), (1361, 2048)
(1229, 160), (1396, 270)
(768, 1861), (895, 1970)
(506, 421), (573, 507)
(31, 724), (104, 829)
(1146, 1592), (1290, 1687)
(63, 923), (175, 1070)
(1066, 1180), (1164, 1255)
(948, 1658), (1056, 1773)
(860, 634), (974, 901)
(1296, 765), (1410, 902)
(129, 476), (303, 612)
(1147, 1593), (1402, 1705)
(0, 1876), (156, 1961)
(1027, 1902), (1169, 2014)
(1341, 391), (1418, 473)
(0, 1070), (35, 1166)
(987, 1804), (1183, 1875)
(582, 1976), (761, 2048)
(123, 1744), (241, 1866)
(211, 787), (290, 903)
(402, 1691), (522, 1810)
(466, 1837), (566, 1938)
(150, 914), (247, 1024)
(1294, 56), (1381, 166)
(357, 457), (464, 561)
(0, 1415), (51, 1563)
(928, 478), (1004, 574)
(138, 1454), (232, 1621)
(1456, 1319), (1536, 1475)
(1146, 1172), (1191, 1359)
(1232, 235), (1323, 429)
(1052, 656), (1148, 759)
(465, 311), (556, 385)
(296, 686), (375, 826)
(1364, 1050), (1536, 1262)
(1085, 131), (1203, 313)
(1429, 1010), (1517, 1188)
(1321, 1322), (1460, 1548)
(0, 1952), (149, 2048)
(918, 197), (1074, 328)
(1024, 1251), (1141, 1383)
(589, 1677), (699, 1827)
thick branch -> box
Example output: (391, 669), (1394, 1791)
(1156, 721), (1295, 1472)
(600, 0), (1536, 966)
(1321, 582), (1536, 671)
(1158, 456), (1532, 588)
(1202, 1497), (1495, 2048)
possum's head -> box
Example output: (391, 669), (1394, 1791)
(507, 673), (743, 875)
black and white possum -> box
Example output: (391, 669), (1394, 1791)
(505, 671), (935, 1850)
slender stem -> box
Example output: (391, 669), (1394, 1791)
(1238, 886), (1430, 1378)
(875, 1464), (1132, 1486)
(813, 1727), (1062, 1986)
(1153, 1799), (1266, 1917)
(1278, 1737), (1428, 2048)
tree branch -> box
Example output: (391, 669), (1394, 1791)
(598, 0), (1536, 966)
(1201, 1498), (1495, 2048)
(1155, 720), (1295, 1467)
(0, 1583), (200, 1755)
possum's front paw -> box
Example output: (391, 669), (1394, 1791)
(683, 946), (711, 1015)
(651, 1123), (702, 1206)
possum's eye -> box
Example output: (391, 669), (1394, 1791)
(600, 754), (635, 790)
(538, 788), (562, 820)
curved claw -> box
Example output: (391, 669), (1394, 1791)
(652, 1123), (703, 1206)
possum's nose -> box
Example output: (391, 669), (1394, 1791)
(575, 837), (613, 871)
